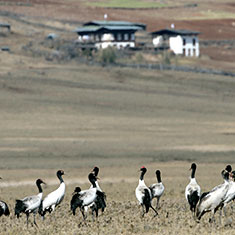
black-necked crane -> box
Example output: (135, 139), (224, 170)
(15, 179), (45, 227)
(221, 167), (235, 219)
(39, 170), (65, 219)
(83, 167), (107, 218)
(91, 166), (102, 192)
(90, 166), (106, 214)
(149, 170), (165, 209)
(71, 173), (100, 220)
(135, 166), (158, 217)
(196, 170), (230, 223)
(0, 177), (10, 217)
(185, 163), (201, 217)
(0, 200), (10, 217)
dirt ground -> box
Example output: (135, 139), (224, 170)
(0, 0), (235, 39)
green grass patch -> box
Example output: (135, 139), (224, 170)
(86, 0), (167, 9)
(179, 10), (235, 20)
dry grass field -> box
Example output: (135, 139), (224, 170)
(0, 57), (235, 234)
(1, 162), (235, 235)
(0, 0), (235, 234)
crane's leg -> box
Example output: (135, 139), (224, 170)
(223, 203), (227, 218)
(156, 197), (160, 209)
(150, 205), (158, 217)
(209, 209), (216, 225)
(26, 213), (29, 228)
(141, 205), (145, 217)
(81, 207), (86, 220)
(33, 213), (38, 228)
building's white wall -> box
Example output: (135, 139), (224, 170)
(77, 32), (136, 49)
(95, 41), (135, 49)
(77, 35), (91, 42)
(153, 34), (200, 57)
(152, 36), (163, 47)
(96, 33), (135, 49)
(169, 35), (199, 57)
(102, 33), (114, 41)
(169, 36), (183, 54)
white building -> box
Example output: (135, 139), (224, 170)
(74, 21), (146, 50)
(151, 29), (200, 57)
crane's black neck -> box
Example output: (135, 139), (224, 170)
(93, 167), (99, 177)
(156, 171), (162, 183)
(191, 168), (196, 179)
(140, 169), (146, 180)
(57, 173), (64, 183)
(91, 180), (96, 188)
(223, 171), (229, 181)
(190, 163), (197, 179)
(89, 173), (96, 188)
(36, 181), (43, 193)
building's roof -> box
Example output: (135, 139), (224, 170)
(74, 25), (142, 35)
(74, 26), (102, 33)
(151, 28), (200, 36)
(0, 23), (11, 29)
(83, 20), (146, 30)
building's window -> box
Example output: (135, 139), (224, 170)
(183, 38), (186, 46)
(97, 34), (102, 42)
(183, 48), (186, 56)
(121, 34), (124, 41)
(193, 49), (196, 56)
(193, 38), (196, 46)
(131, 33), (135, 41)
(124, 33), (129, 41)
(117, 33), (122, 41)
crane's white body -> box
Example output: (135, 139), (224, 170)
(224, 181), (235, 205)
(196, 177), (230, 222)
(150, 182), (164, 198)
(79, 188), (97, 206)
(23, 192), (43, 213)
(136, 179), (152, 205)
(42, 182), (65, 212)
(185, 178), (201, 201)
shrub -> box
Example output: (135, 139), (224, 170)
(99, 47), (117, 64)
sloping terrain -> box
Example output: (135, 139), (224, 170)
(0, 2), (235, 234)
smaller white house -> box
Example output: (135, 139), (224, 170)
(151, 29), (200, 57)
(74, 21), (146, 50)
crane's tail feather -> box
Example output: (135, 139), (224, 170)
(143, 189), (151, 213)
(15, 200), (27, 218)
(70, 194), (83, 216)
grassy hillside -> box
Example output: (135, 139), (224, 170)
(86, 0), (167, 8)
